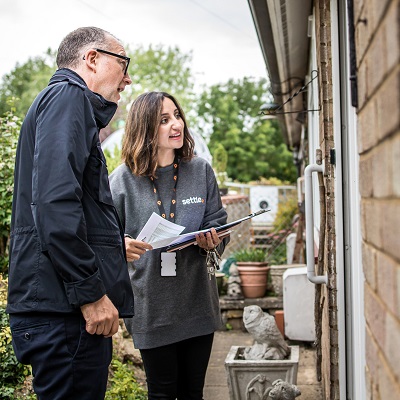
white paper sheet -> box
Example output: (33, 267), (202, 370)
(136, 212), (186, 248)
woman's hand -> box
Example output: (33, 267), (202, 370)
(195, 228), (221, 250)
(124, 237), (153, 262)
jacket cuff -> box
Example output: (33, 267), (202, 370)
(64, 271), (106, 307)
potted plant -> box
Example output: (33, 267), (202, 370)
(233, 248), (269, 298)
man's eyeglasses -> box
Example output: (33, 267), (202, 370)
(86, 48), (130, 75)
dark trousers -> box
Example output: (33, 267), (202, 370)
(9, 313), (112, 400)
(140, 333), (214, 400)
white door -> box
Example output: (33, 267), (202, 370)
(336, 0), (366, 398)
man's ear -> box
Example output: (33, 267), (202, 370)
(83, 49), (98, 72)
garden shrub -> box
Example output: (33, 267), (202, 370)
(0, 275), (32, 399)
(104, 145), (123, 174)
(106, 357), (148, 400)
(273, 194), (298, 232)
(0, 103), (21, 275)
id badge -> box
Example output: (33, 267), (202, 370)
(161, 252), (176, 276)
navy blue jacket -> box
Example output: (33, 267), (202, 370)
(7, 69), (134, 317)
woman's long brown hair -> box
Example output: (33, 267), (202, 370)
(122, 92), (195, 177)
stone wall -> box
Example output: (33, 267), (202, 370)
(354, 0), (400, 397)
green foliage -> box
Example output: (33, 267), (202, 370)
(105, 358), (147, 400)
(104, 146), (123, 174)
(0, 275), (32, 399)
(213, 143), (228, 173)
(266, 243), (287, 265)
(273, 195), (298, 231)
(0, 45), (196, 130)
(0, 49), (56, 118)
(212, 143), (229, 188)
(0, 104), (21, 274)
(196, 77), (297, 183)
(127, 44), (194, 103)
(113, 44), (197, 130)
(233, 248), (267, 263)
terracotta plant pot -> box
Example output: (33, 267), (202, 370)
(236, 262), (269, 298)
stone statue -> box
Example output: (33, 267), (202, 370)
(243, 305), (290, 360)
(266, 379), (301, 399)
(246, 377), (301, 400)
(226, 263), (244, 299)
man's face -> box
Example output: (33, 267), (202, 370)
(91, 38), (132, 103)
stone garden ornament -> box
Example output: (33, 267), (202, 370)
(246, 378), (301, 400)
(243, 305), (290, 360)
(226, 262), (244, 299)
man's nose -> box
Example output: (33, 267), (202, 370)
(124, 72), (132, 85)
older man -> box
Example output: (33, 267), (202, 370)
(7, 27), (135, 399)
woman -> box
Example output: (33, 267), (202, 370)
(109, 91), (229, 400)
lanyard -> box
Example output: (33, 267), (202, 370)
(150, 157), (179, 223)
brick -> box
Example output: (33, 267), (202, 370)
(364, 285), (386, 346)
(365, 367), (373, 400)
(274, 310), (285, 337)
(398, 267), (400, 321)
(366, 24), (387, 96)
(376, 251), (398, 317)
(385, 1), (400, 72)
(361, 200), (383, 248)
(357, 58), (368, 109)
(370, 0), (394, 34)
(377, 354), (400, 399)
(372, 143), (392, 197)
(371, 381), (380, 399)
(393, 135), (400, 196)
(381, 200), (400, 260)
(355, 5), (371, 65)
(384, 312), (400, 381)
(365, 326), (380, 380)
(353, 0), (365, 22)
(358, 99), (378, 153)
(359, 153), (374, 197)
(362, 241), (377, 290)
(376, 71), (400, 141)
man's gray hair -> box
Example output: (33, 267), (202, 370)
(56, 27), (120, 69)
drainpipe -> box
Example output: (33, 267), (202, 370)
(304, 156), (328, 285)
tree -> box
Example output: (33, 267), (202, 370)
(0, 49), (56, 118)
(111, 44), (197, 130)
(212, 143), (228, 188)
(0, 45), (196, 126)
(196, 77), (297, 183)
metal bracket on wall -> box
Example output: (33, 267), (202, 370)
(260, 70), (321, 116)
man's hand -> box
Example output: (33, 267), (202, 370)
(80, 295), (119, 337)
(125, 237), (153, 262)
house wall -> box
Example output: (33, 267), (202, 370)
(354, 0), (400, 398)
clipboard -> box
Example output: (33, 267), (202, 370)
(166, 209), (270, 252)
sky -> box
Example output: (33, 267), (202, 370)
(0, 0), (268, 89)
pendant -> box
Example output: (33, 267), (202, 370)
(161, 252), (177, 276)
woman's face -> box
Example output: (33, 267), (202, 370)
(157, 97), (185, 155)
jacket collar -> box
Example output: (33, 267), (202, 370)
(49, 69), (118, 129)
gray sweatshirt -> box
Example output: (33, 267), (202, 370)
(109, 156), (227, 349)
